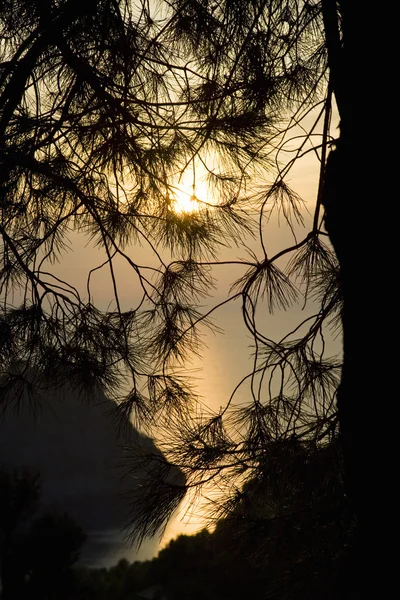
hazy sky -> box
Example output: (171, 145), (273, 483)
(158, 132), (343, 547)
(40, 105), (341, 547)
(5, 108), (339, 562)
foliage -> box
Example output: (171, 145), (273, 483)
(71, 438), (356, 600)
(73, 559), (153, 600)
(0, 0), (344, 547)
(0, 467), (40, 536)
(0, 467), (86, 599)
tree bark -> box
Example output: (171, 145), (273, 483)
(321, 2), (361, 597)
(322, 2), (394, 598)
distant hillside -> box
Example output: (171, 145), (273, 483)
(0, 382), (178, 566)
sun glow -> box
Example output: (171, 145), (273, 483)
(171, 191), (200, 215)
(169, 163), (218, 215)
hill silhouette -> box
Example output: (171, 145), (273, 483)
(0, 381), (177, 566)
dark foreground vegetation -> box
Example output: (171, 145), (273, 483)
(1, 437), (355, 600)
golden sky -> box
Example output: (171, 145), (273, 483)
(36, 107), (340, 559)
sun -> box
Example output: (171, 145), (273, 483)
(171, 190), (200, 215)
(169, 164), (215, 215)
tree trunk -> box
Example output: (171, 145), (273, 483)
(321, 1), (361, 597)
(322, 2), (394, 598)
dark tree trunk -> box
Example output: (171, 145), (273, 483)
(321, 1), (362, 597)
(321, 0), (359, 507)
(322, 2), (394, 598)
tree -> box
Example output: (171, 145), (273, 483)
(1, 0), (365, 594)
(0, 467), (40, 599)
(25, 512), (86, 599)
(0, 468), (85, 599)
(147, 439), (353, 600)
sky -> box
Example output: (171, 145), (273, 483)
(0, 1), (349, 579)
(38, 108), (341, 559)
(1, 101), (341, 565)
(157, 122), (342, 548)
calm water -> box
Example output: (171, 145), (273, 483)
(84, 297), (340, 566)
